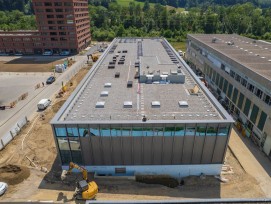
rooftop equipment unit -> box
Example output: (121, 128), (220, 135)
(104, 83), (112, 88)
(151, 101), (160, 108)
(127, 81), (133, 88)
(179, 101), (188, 107)
(115, 72), (120, 78)
(96, 101), (105, 108)
(100, 91), (109, 97)
(123, 101), (132, 108)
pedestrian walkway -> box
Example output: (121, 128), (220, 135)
(228, 127), (271, 197)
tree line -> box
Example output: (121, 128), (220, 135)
(90, 2), (271, 41)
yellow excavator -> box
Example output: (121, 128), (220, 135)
(61, 162), (98, 200)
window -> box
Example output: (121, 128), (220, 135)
(206, 126), (217, 136)
(69, 138), (82, 164)
(142, 128), (153, 136)
(255, 88), (263, 99)
(67, 20), (74, 24)
(64, 2), (73, 6)
(237, 93), (244, 110)
(175, 126), (185, 136)
(227, 83), (233, 99)
(56, 15), (64, 18)
(55, 9), (63, 12)
(55, 127), (66, 137)
(223, 79), (228, 93)
(232, 88), (238, 104)
(235, 74), (241, 82)
(230, 70), (235, 78)
(78, 125), (89, 137)
(241, 78), (247, 87)
(243, 98), (251, 116)
(248, 83), (254, 93)
(54, 2), (62, 6)
(100, 127), (110, 136)
(44, 2), (52, 6)
(154, 127), (164, 136)
(57, 138), (71, 164)
(257, 111), (267, 131)
(218, 126), (229, 136)
(185, 126), (195, 136)
(89, 127), (99, 136)
(250, 104), (259, 124)
(263, 94), (271, 106)
(219, 77), (224, 90)
(132, 127), (143, 137)
(164, 127), (175, 136)
(47, 15), (54, 18)
(67, 127), (79, 137)
(215, 73), (220, 86)
(221, 63), (225, 70)
(45, 9), (53, 12)
(196, 126), (206, 136)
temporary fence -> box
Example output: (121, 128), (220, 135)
(0, 116), (28, 151)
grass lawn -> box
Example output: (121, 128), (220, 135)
(115, 0), (155, 7)
(169, 41), (187, 52)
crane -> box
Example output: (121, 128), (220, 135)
(61, 162), (98, 200)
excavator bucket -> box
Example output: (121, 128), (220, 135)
(61, 170), (68, 180)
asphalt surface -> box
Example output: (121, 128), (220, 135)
(0, 55), (87, 141)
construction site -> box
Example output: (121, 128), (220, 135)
(0, 39), (271, 203)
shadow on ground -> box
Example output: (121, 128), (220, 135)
(37, 157), (221, 201)
(233, 127), (271, 177)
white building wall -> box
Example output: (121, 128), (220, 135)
(63, 164), (222, 178)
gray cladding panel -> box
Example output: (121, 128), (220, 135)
(122, 137), (133, 165)
(162, 137), (173, 165)
(201, 136), (216, 164)
(182, 136), (194, 164)
(143, 137), (152, 165)
(101, 137), (112, 165)
(191, 136), (205, 164)
(212, 136), (228, 163)
(112, 137), (122, 165)
(153, 137), (163, 165)
(133, 137), (142, 165)
(172, 137), (184, 164)
(90, 137), (103, 165)
(80, 137), (93, 165)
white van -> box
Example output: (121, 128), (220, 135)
(37, 99), (51, 110)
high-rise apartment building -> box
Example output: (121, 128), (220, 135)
(0, 0), (90, 55)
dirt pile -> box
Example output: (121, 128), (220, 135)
(136, 175), (179, 188)
(52, 100), (66, 113)
(0, 165), (30, 185)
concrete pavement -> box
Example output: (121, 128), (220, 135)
(229, 127), (271, 197)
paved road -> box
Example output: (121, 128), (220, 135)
(0, 55), (87, 139)
(229, 127), (271, 197)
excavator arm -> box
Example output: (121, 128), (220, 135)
(61, 162), (88, 181)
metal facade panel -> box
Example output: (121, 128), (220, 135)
(133, 137), (142, 165)
(201, 136), (216, 164)
(101, 137), (112, 165)
(212, 136), (228, 163)
(112, 137), (123, 165)
(172, 137), (183, 164)
(122, 137), (133, 165)
(80, 137), (93, 165)
(162, 137), (173, 165)
(90, 137), (103, 165)
(182, 136), (194, 164)
(191, 136), (205, 164)
(142, 137), (152, 165)
(152, 137), (163, 165)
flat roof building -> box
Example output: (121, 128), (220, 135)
(186, 34), (271, 159)
(0, 0), (90, 55)
(51, 38), (234, 178)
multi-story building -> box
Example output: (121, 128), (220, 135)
(186, 34), (271, 158)
(0, 0), (90, 55)
(51, 38), (234, 178)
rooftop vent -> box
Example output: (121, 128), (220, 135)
(96, 101), (105, 108)
(179, 101), (188, 107)
(100, 91), (109, 97)
(104, 83), (112, 87)
(212, 37), (217, 43)
(151, 101), (160, 108)
(115, 72), (120, 78)
(127, 81), (133, 88)
(123, 101), (132, 108)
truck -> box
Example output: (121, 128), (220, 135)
(37, 99), (51, 110)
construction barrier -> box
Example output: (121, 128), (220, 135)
(0, 116), (28, 151)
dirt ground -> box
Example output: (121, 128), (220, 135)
(0, 67), (266, 202)
(0, 57), (70, 72)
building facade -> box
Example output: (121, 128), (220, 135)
(186, 34), (271, 158)
(0, 0), (90, 55)
(51, 38), (234, 178)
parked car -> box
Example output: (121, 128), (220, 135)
(0, 182), (8, 196)
(42, 51), (53, 56)
(46, 76), (56, 84)
(37, 99), (51, 111)
(60, 51), (70, 56)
